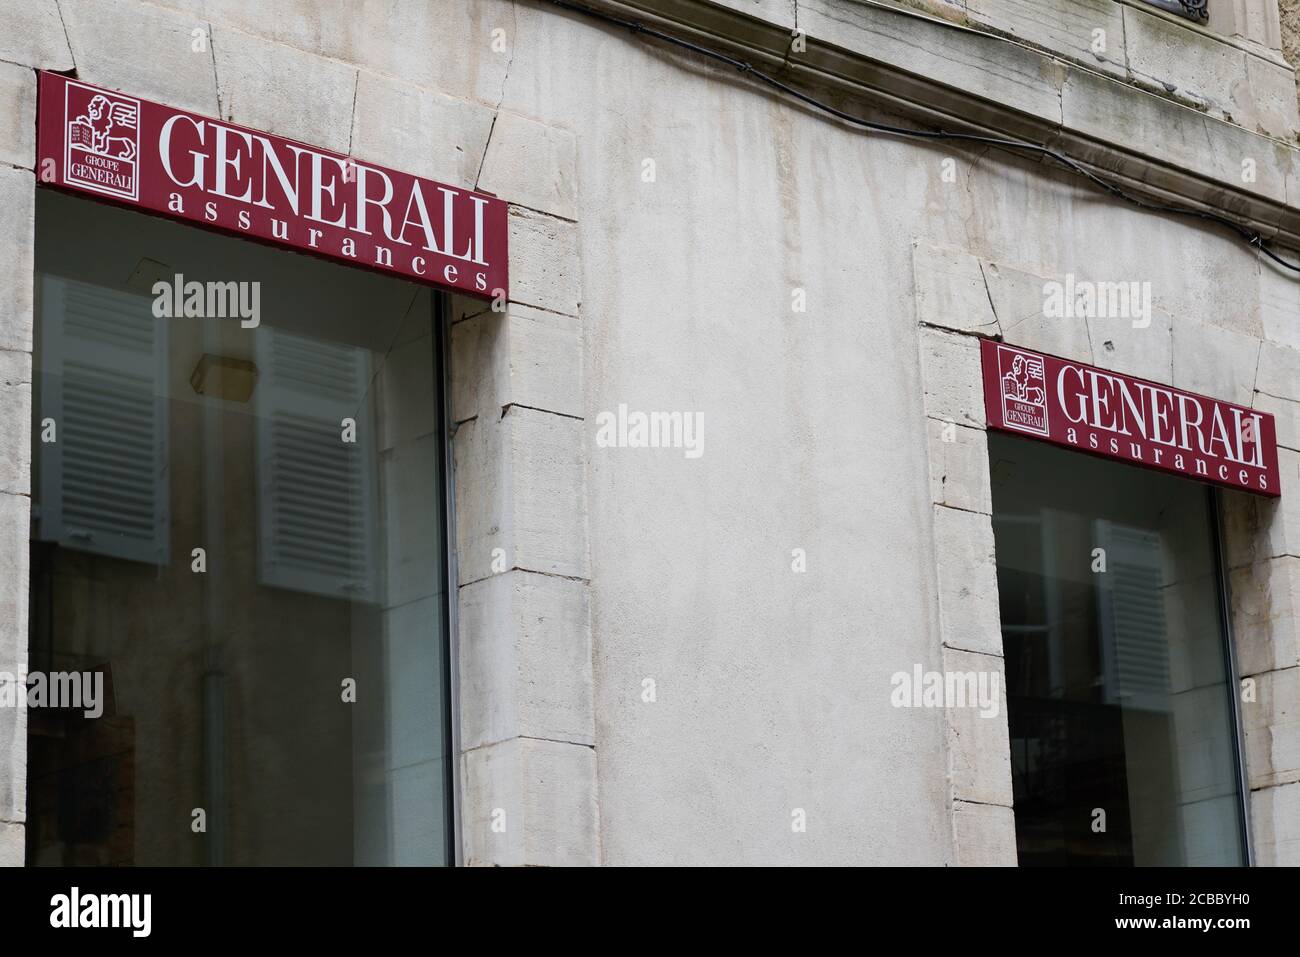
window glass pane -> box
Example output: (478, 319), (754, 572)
(27, 190), (452, 866)
(989, 431), (1246, 866)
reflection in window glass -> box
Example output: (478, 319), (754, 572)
(989, 431), (1246, 866)
(28, 190), (452, 866)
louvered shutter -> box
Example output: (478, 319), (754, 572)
(36, 276), (170, 566)
(1095, 520), (1171, 713)
(255, 328), (378, 602)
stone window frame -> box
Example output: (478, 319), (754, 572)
(913, 240), (1299, 866)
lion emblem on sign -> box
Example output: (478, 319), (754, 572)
(70, 94), (138, 161)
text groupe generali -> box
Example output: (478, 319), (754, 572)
(156, 114), (495, 291)
(1052, 362), (1272, 492)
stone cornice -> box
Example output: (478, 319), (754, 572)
(567, 0), (1300, 259)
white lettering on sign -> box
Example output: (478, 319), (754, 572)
(156, 118), (488, 264)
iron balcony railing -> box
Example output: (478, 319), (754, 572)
(1139, 0), (1209, 22)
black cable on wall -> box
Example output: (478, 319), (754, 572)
(547, 0), (1300, 275)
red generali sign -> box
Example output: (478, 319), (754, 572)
(36, 72), (508, 298)
(981, 340), (1281, 497)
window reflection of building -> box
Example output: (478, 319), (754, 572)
(27, 191), (452, 866)
(990, 433), (1246, 867)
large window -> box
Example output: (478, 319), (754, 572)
(27, 190), (454, 865)
(989, 432), (1247, 866)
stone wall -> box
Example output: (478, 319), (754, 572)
(1281, 0), (1300, 108)
(833, 0), (1298, 140)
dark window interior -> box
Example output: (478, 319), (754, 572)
(989, 431), (1246, 866)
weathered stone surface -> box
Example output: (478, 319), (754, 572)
(0, 168), (34, 354)
(1243, 51), (1300, 141)
(1261, 270), (1300, 351)
(967, 0), (1126, 79)
(933, 505), (1002, 656)
(1124, 5), (1246, 121)
(214, 25), (355, 153)
(0, 491), (28, 826)
(1243, 666), (1300, 791)
(944, 647), (1013, 807)
(152, 0), (513, 107)
(453, 416), (504, 586)
(984, 260), (1092, 364)
(0, 62), (36, 170)
(507, 407), (587, 579)
(1251, 780), (1300, 866)
(0, 0), (74, 70)
(1086, 308), (1173, 386)
(447, 291), (491, 328)
(0, 685), (23, 821)
(897, 0), (969, 21)
(478, 111), (578, 220)
(450, 313), (491, 424)
(1212, 0), (1283, 51)
(61, 0), (219, 115)
(451, 303), (582, 425)
(507, 207), (581, 315)
(458, 570), (593, 750)
(0, 682), (23, 829)
(1257, 341), (1300, 404)
(1172, 319), (1260, 407)
(0, 821), (22, 865)
(1221, 488), (1264, 570)
(1218, 472), (1300, 571)
(927, 418), (991, 514)
(919, 327), (986, 428)
(798, 0), (1064, 124)
(0, 492), (29, 666)
(1230, 557), (1300, 675)
(462, 736), (598, 866)
(454, 407), (587, 586)
(706, 0), (798, 29)
(1062, 67), (1289, 206)
(952, 799), (1016, 866)
(1256, 448), (1300, 558)
(0, 350), (32, 497)
(912, 243), (999, 337)
(352, 71), (494, 190)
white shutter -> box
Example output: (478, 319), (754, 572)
(255, 328), (378, 602)
(1095, 520), (1171, 712)
(37, 275), (170, 566)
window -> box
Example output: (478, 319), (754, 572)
(27, 189), (454, 865)
(989, 431), (1247, 866)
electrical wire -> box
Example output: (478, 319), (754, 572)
(547, 0), (1300, 274)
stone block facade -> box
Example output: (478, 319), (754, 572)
(1, 0), (1298, 866)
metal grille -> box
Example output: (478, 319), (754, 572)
(1140, 0), (1209, 23)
